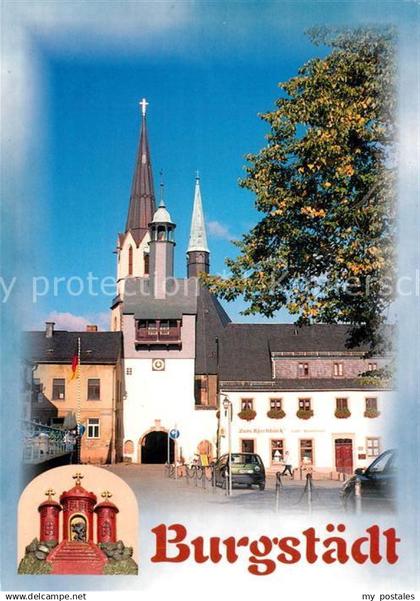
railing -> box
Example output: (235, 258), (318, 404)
(22, 420), (74, 464)
(136, 329), (181, 345)
(165, 463), (215, 490)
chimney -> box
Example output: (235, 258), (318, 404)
(86, 325), (98, 332)
(45, 322), (55, 338)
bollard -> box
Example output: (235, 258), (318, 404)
(355, 476), (362, 514)
(275, 472), (283, 513)
(306, 473), (313, 514)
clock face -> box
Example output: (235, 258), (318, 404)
(152, 358), (165, 371)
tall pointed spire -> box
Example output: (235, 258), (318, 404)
(187, 175), (209, 253)
(187, 174), (210, 277)
(125, 98), (156, 244)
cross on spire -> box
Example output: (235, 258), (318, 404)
(73, 472), (84, 485)
(101, 491), (113, 500)
(45, 488), (55, 500)
(139, 98), (149, 117)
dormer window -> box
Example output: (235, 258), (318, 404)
(298, 362), (309, 377)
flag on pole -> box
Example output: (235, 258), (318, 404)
(70, 351), (79, 380)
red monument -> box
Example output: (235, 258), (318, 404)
(46, 473), (108, 574)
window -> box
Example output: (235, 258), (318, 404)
(336, 398), (348, 411)
(241, 439), (254, 453)
(271, 440), (284, 463)
(144, 253), (150, 275)
(366, 397), (378, 411)
(33, 378), (43, 402)
(128, 246), (133, 275)
(300, 439), (313, 464)
(87, 418), (100, 439)
(333, 362), (343, 376)
(270, 398), (282, 410)
(299, 398), (311, 411)
(368, 362), (377, 371)
(147, 321), (158, 335)
(366, 437), (381, 458)
(298, 362), (309, 377)
(52, 378), (65, 400)
(241, 398), (253, 411)
(126, 367), (132, 376)
(160, 320), (170, 335)
(194, 376), (208, 405)
(87, 378), (100, 401)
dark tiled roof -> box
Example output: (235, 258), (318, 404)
(218, 323), (388, 382)
(195, 286), (231, 374)
(123, 277), (198, 318)
(220, 378), (391, 392)
(24, 331), (122, 364)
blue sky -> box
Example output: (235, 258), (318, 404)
(17, 0), (408, 330)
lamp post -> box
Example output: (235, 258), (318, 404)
(222, 396), (232, 497)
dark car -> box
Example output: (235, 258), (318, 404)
(341, 449), (396, 511)
(213, 453), (266, 490)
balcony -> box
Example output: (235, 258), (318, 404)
(135, 320), (182, 348)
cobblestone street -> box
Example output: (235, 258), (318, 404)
(104, 464), (344, 516)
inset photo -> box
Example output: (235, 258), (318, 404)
(17, 465), (138, 575)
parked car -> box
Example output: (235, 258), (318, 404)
(340, 449), (396, 511)
(213, 453), (266, 490)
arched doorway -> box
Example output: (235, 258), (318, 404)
(140, 431), (174, 464)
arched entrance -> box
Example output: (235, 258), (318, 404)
(140, 431), (174, 464)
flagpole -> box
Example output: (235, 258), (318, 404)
(76, 336), (81, 463)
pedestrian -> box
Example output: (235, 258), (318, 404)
(281, 451), (294, 478)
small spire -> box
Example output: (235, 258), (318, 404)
(159, 170), (165, 207)
(101, 491), (113, 500)
(187, 175), (209, 253)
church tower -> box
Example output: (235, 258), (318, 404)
(186, 175), (210, 277)
(111, 99), (156, 331)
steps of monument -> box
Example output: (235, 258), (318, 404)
(49, 541), (107, 575)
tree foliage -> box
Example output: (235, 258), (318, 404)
(205, 27), (396, 352)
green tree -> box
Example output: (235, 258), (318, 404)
(205, 27), (396, 353)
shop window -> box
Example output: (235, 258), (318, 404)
(366, 437), (380, 457)
(300, 439), (313, 464)
(271, 440), (284, 463)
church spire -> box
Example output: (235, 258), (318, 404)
(187, 174), (210, 277)
(125, 98), (156, 244)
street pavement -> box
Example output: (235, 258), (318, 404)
(104, 464), (344, 516)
